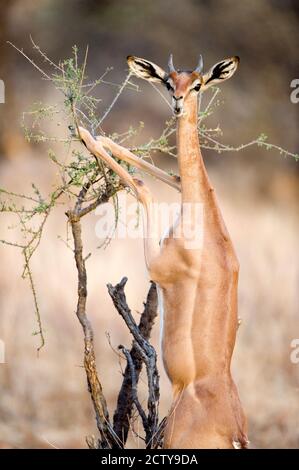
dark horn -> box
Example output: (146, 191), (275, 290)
(195, 55), (203, 73)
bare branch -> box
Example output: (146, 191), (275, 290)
(107, 278), (161, 448)
(112, 281), (158, 446)
(67, 210), (119, 448)
(119, 346), (149, 432)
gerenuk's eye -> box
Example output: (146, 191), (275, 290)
(193, 83), (201, 92)
(166, 81), (174, 91)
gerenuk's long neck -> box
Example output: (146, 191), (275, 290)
(177, 93), (213, 204)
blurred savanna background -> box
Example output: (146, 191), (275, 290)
(0, 0), (299, 449)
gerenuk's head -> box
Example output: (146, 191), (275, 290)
(127, 54), (239, 117)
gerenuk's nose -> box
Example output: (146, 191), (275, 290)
(173, 95), (183, 101)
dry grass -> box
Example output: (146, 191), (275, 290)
(0, 153), (298, 449)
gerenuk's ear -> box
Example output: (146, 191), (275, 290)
(127, 56), (167, 83)
(201, 56), (240, 91)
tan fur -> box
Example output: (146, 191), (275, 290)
(79, 54), (248, 449)
(147, 91), (248, 448)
